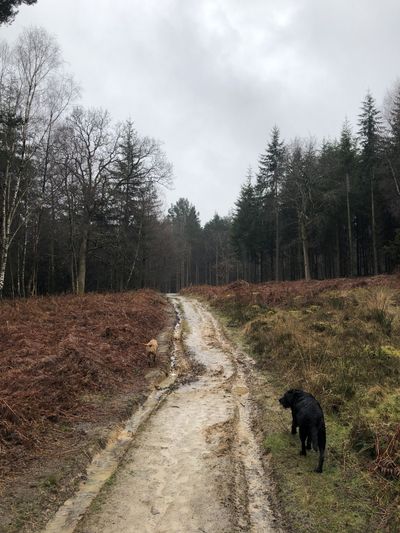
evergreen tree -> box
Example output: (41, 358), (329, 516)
(256, 126), (285, 280)
(168, 198), (202, 290)
(358, 92), (383, 274)
(385, 85), (400, 202)
(232, 168), (262, 281)
(203, 214), (234, 285)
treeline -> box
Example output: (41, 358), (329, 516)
(230, 94), (400, 282)
(0, 28), (173, 297)
(1, 28), (400, 298)
(168, 92), (400, 287)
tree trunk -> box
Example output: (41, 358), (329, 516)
(371, 170), (378, 275)
(346, 172), (354, 276)
(335, 226), (340, 277)
(0, 244), (9, 297)
(215, 243), (219, 285)
(125, 221), (143, 289)
(275, 201), (280, 281)
(21, 219), (28, 297)
(299, 215), (311, 281)
(49, 183), (56, 293)
(77, 223), (89, 295)
(386, 156), (400, 197)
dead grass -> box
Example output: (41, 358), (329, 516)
(0, 290), (168, 461)
(0, 289), (171, 532)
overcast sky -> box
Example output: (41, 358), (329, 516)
(2, 0), (400, 223)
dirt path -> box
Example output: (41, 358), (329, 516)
(51, 296), (280, 533)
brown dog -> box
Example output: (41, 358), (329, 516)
(144, 339), (158, 366)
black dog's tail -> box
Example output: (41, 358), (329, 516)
(312, 422), (326, 452)
(311, 426), (319, 452)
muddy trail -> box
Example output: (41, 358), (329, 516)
(44, 296), (280, 533)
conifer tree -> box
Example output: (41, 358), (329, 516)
(232, 168), (261, 280)
(168, 198), (201, 290)
(386, 85), (400, 199)
(257, 126), (285, 280)
(358, 92), (383, 274)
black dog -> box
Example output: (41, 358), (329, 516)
(279, 389), (326, 473)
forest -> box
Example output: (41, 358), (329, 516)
(1, 27), (400, 298)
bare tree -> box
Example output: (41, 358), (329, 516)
(27, 74), (79, 294)
(61, 107), (120, 294)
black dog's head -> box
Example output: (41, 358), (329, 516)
(278, 389), (303, 408)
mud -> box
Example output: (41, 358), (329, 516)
(44, 296), (281, 533)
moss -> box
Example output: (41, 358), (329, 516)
(381, 345), (400, 357)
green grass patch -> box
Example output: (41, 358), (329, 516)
(263, 416), (383, 532)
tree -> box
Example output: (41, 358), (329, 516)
(384, 84), (400, 202)
(232, 168), (262, 281)
(60, 107), (120, 294)
(339, 120), (357, 275)
(358, 91), (383, 274)
(168, 198), (201, 290)
(0, 0), (37, 24)
(203, 214), (234, 285)
(282, 140), (319, 281)
(27, 74), (79, 295)
(257, 126), (285, 280)
(111, 120), (172, 290)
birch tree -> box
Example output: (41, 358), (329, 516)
(0, 28), (61, 296)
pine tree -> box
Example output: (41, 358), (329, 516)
(168, 198), (201, 290)
(256, 126), (285, 280)
(358, 92), (383, 274)
(386, 85), (400, 198)
(232, 168), (261, 281)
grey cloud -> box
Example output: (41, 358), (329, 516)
(2, 0), (399, 222)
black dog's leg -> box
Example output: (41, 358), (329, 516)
(299, 426), (307, 456)
(315, 451), (324, 473)
(315, 425), (326, 473)
(291, 412), (297, 434)
(306, 435), (312, 450)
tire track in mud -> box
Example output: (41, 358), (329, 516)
(45, 296), (280, 533)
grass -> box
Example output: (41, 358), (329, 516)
(184, 278), (400, 532)
(263, 410), (393, 532)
